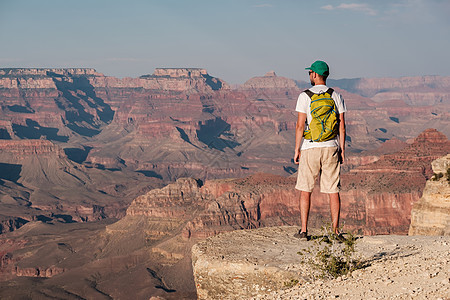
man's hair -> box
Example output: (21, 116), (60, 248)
(318, 74), (328, 81)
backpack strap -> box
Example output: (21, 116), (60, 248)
(303, 88), (334, 98)
(304, 89), (314, 99)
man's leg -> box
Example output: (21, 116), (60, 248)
(300, 191), (312, 233)
(295, 148), (319, 239)
(328, 192), (341, 234)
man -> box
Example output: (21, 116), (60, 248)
(293, 60), (346, 241)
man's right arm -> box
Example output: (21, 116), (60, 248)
(338, 112), (346, 163)
(294, 112), (307, 164)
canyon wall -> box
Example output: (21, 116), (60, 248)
(0, 67), (449, 235)
(0, 139), (163, 232)
(118, 129), (450, 241)
(2, 67), (448, 183)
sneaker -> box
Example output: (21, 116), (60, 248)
(294, 230), (309, 241)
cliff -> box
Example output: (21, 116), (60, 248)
(0, 139), (163, 232)
(238, 71), (300, 100)
(192, 226), (450, 299)
(409, 154), (450, 235)
(0, 139), (65, 159)
(240, 71), (299, 90)
(0, 67), (114, 139)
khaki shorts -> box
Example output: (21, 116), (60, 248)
(295, 147), (340, 193)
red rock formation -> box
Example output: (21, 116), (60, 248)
(0, 219), (30, 235)
(0, 139), (65, 158)
(0, 139), (163, 230)
(1, 67), (448, 182)
(126, 177), (207, 218)
(339, 129), (450, 234)
(121, 129), (450, 238)
(1, 67), (449, 237)
(0, 238), (27, 276)
(14, 266), (65, 278)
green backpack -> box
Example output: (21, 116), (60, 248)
(303, 88), (338, 142)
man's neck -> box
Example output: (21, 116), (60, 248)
(315, 80), (326, 85)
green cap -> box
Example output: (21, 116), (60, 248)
(305, 60), (329, 76)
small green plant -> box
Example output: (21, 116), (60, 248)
(300, 225), (366, 279)
(283, 278), (299, 288)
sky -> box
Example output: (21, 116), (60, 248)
(1, 0), (450, 84)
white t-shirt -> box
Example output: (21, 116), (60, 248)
(295, 85), (347, 150)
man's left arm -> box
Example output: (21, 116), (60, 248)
(294, 112), (307, 164)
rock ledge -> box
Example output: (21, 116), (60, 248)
(192, 226), (450, 299)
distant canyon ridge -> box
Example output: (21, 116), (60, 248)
(0, 67), (449, 231)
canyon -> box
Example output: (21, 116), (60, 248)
(0, 67), (449, 298)
(0, 138), (164, 233)
(0, 129), (448, 299)
(1, 68), (448, 180)
(1, 67), (449, 233)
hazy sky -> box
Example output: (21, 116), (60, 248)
(1, 0), (449, 83)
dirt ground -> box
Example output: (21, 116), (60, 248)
(193, 226), (449, 300)
(257, 231), (450, 299)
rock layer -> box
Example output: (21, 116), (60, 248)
(2, 67), (449, 183)
(0, 139), (163, 232)
(409, 154), (450, 235)
(121, 129), (450, 240)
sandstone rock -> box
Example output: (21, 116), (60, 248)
(153, 68), (208, 78)
(0, 68), (100, 77)
(126, 177), (208, 218)
(139, 68), (230, 92)
(264, 71), (277, 77)
(409, 154), (450, 236)
(241, 72), (298, 89)
(192, 227), (310, 300)
(14, 266), (65, 277)
(0, 139), (65, 159)
(432, 154), (450, 174)
(191, 226), (450, 299)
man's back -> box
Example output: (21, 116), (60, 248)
(295, 84), (346, 150)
